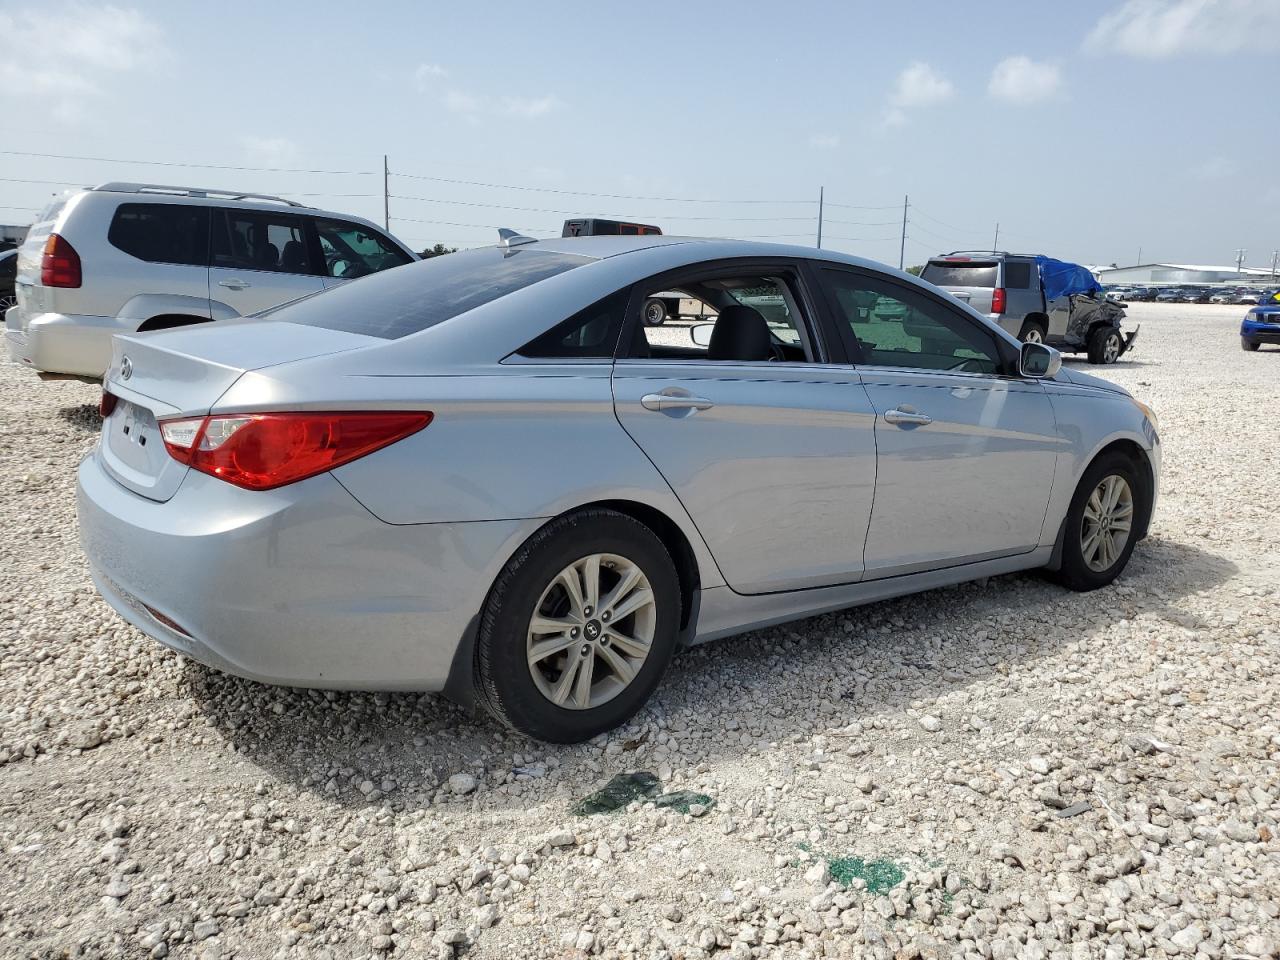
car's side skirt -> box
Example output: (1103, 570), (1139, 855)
(690, 546), (1054, 645)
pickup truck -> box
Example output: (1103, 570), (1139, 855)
(920, 251), (1138, 364)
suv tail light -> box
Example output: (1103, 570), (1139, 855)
(991, 287), (1007, 315)
(159, 411), (432, 490)
(41, 233), (82, 288)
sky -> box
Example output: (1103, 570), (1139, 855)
(1, 0), (1277, 271)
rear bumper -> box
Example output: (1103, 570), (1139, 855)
(77, 450), (540, 691)
(5, 307), (128, 378)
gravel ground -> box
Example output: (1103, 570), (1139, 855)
(1, 302), (1277, 960)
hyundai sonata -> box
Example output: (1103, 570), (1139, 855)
(79, 234), (1160, 742)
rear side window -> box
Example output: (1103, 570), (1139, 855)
(518, 289), (627, 359)
(267, 246), (590, 339)
(1003, 262), (1032, 289)
(920, 261), (998, 288)
(213, 210), (314, 275)
(108, 203), (210, 267)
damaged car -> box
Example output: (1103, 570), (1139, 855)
(921, 252), (1137, 364)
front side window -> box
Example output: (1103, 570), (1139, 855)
(213, 210), (314, 275)
(108, 203), (210, 267)
(822, 269), (1002, 375)
(265, 246), (589, 340)
(628, 272), (812, 362)
(315, 218), (412, 278)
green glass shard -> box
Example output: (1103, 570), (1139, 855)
(827, 856), (906, 895)
(571, 771), (661, 816)
(653, 790), (715, 814)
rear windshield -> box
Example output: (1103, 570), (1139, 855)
(921, 261), (998, 288)
(265, 246), (590, 339)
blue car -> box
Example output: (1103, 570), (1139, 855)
(1241, 304), (1280, 351)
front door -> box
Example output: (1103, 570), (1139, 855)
(611, 264), (877, 595)
(817, 267), (1062, 577)
(208, 209), (325, 316)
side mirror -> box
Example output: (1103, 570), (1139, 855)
(690, 323), (714, 348)
(1019, 341), (1062, 379)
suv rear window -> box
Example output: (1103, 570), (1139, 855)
(921, 261), (998, 288)
(267, 246), (589, 339)
(109, 203), (210, 267)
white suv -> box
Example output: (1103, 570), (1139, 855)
(4, 182), (418, 379)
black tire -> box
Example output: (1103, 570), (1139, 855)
(475, 508), (681, 742)
(1018, 319), (1047, 344)
(1051, 452), (1145, 592)
(642, 298), (668, 326)
(1241, 337), (1260, 352)
(1087, 326), (1123, 364)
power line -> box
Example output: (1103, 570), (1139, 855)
(823, 217), (901, 227)
(823, 200), (902, 211)
(391, 170), (813, 205)
(0, 176), (87, 186)
(909, 205), (970, 234)
(391, 215), (560, 233)
(0, 149), (376, 176)
(825, 235), (899, 243)
(390, 194), (813, 222)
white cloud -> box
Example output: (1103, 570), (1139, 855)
(242, 136), (300, 168)
(884, 62), (953, 127)
(0, 4), (166, 121)
(988, 56), (1063, 103)
(809, 134), (840, 149)
(1085, 0), (1280, 58)
(442, 88), (561, 122)
(413, 63), (447, 92)
(1190, 156), (1237, 180)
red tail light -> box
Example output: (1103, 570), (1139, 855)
(159, 411), (432, 490)
(991, 287), (1007, 315)
(99, 390), (118, 418)
(41, 233), (82, 288)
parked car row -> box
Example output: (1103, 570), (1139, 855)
(1105, 285), (1277, 305)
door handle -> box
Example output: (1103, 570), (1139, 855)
(218, 279), (251, 290)
(641, 393), (715, 412)
(884, 408), (933, 426)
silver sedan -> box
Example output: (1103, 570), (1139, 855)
(78, 235), (1161, 742)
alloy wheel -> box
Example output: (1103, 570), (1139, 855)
(526, 553), (657, 710)
(1024, 328), (1044, 344)
(1081, 475), (1133, 573)
(1103, 333), (1121, 363)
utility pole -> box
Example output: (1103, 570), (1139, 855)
(816, 186), (824, 249)
(383, 155), (390, 232)
(992, 222), (999, 253)
(898, 194), (909, 270)
(1235, 248), (1247, 276)
(1137, 246), (1142, 265)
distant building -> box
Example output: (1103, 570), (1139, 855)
(1097, 263), (1275, 285)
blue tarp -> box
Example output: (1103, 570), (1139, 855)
(1036, 256), (1103, 302)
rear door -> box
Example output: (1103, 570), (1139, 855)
(611, 261), (878, 594)
(208, 208), (325, 315)
(817, 267), (1061, 578)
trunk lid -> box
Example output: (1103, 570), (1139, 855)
(99, 320), (379, 501)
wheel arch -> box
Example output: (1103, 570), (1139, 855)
(136, 313), (211, 333)
(1048, 435), (1156, 570)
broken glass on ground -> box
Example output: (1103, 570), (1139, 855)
(570, 771), (715, 817)
(826, 855), (906, 895)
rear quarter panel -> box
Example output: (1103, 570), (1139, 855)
(215, 363), (728, 589)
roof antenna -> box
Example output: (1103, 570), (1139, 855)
(497, 228), (537, 248)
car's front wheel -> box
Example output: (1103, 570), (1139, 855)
(1241, 337), (1260, 352)
(1052, 453), (1146, 592)
(475, 509), (681, 742)
(1087, 326), (1123, 364)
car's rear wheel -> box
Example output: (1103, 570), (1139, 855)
(1052, 453), (1145, 592)
(1241, 337), (1260, 352)
(642, 298), (668, 326)
(475, 509), (681, 742)
(1087, 326), (1123, 364)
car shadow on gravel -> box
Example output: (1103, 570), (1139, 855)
(185, 534), (1235, 811)
(56, 403), (101, 432)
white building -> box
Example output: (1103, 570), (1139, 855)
(1097, 263), (1275, 285)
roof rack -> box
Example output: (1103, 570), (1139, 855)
(92, 182), (305, 207)
(941, 249), (1039, 259)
